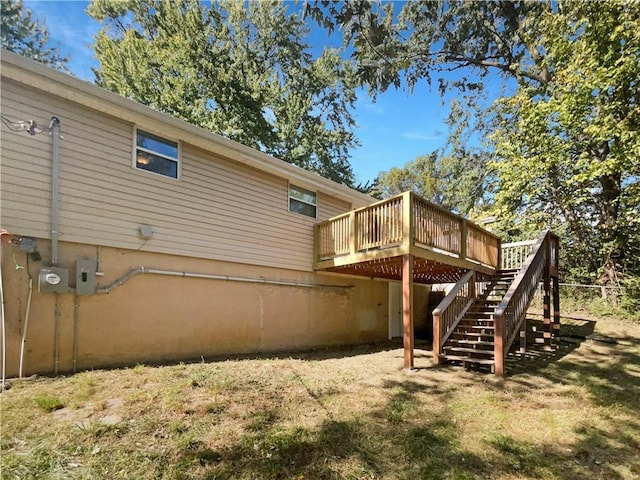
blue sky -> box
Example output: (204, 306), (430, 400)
(24, 0), (453, 185)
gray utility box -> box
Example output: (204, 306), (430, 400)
(38, 267), (69, 294)
(76, 257), (98, 296)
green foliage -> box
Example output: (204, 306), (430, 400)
(0, 0), (68, 70)
(489, 1), (640, 282)
(88, 0), (358, 185)
(308, 0), (640, 282)
(621, 277), (640, 322)
(374, 149), (488, 215)
(304, 1), (549, 94)
(34, 394), (64, 412)
(384, 392), (414, 424)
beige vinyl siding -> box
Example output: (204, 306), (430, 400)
(319, 192), (351, 219)
(0, 79), (353, 271)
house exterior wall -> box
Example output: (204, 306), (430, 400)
(1, 78), (352, 272)
(0, 52), (389, 377)
(1, 241), (389, 377)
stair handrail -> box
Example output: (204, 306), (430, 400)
(493, 230), (551, 376)
(432, 270), (476, 364)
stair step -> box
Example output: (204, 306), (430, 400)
(452, 332), (494, 339)
(463, 325), (495, 331)
(450, 339), (495, 347)
(462, 313), (494, 318)
(444, 347), (494, 356)
(440, 354), (495, 366)
(446, 345), (494, 352)
(466, 310), (495, 316)
(459, 322), (494, 329)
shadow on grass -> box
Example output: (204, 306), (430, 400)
(509, 316), (640, 409)
(193, 403), (488, 480)
(504, 316), (597, 376)
(174, 314), (640, 480)
(486, 432), (631, 480)
(504, 316), (640, 478)
(183, 380), (640, 480)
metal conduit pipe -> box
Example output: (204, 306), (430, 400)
(0, 239), (6, 391)
(18, 278), (33, 378)
(50, 117), (61, 266)
(96, 267), (353, 294)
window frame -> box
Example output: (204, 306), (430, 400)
(288, 183), (318, 219)
(132, 126), (181, 180)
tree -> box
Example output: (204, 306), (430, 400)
(306, 0), (640, 282)
(489, 1), (640, 284)
(374, 150), (488, 216)
(0, 0), (68, 70)
(88, 0), (359, 186)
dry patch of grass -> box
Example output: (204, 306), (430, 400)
(1, 314), (639, 479)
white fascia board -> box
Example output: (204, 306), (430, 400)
(0, 50), (374, 207)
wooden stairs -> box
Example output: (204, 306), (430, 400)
(440, 270), (518, 371)
(433, 230), (560, 375)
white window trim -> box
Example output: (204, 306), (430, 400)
(288, 183), (318, 219)
(132, 126), (181, 180)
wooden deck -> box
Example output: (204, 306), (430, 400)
(314, 191), (500, 282)
(313, 192), (559, 375)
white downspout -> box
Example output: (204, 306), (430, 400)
(0, 230), (11, 391)
(0, 240), (6, 390)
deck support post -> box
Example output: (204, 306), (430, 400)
(460, 219), (468, 261)
(401, 191), (414, 249)
(494, 312), (505, 377)
(543, 262), (552, 351)
(469, 271), (476, 299)
(519, 318), (527, 355)
(552, 276), (560, 347)
(349, 211), (357, 255)
(402, 254), (414, 370)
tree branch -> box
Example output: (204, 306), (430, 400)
(499, 1), (551, 84)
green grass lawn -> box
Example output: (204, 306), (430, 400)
(1, 313), (639, 480)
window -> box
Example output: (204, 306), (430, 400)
(289, 184), (317, 218)
(134, 128), (179, 179)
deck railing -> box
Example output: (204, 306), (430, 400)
(315, 191), (501, 269)
(316, 212), (351, 258)
(413, 196), (462, 256)
(501, 240), (536, 270)
(468, 223), (500, 267)
(356, 195), (404, 250)
(494, 230), (559, 376)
